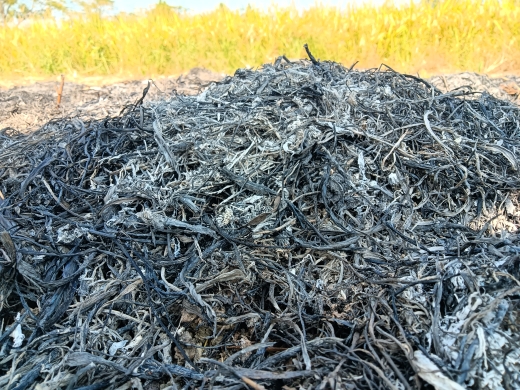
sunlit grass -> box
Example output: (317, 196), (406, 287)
(0, 0), (519, 81)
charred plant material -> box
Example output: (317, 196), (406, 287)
(1, 57), (520, 389)
(56, 74), (65, 108)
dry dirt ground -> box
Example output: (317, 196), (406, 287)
(0, 68), (519, 134)
(0, 68), (225, 134)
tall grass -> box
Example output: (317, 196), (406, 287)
(0, 0), (519, 81)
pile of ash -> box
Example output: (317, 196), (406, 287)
(1, 54), (519, 389)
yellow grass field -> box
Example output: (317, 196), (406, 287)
(0, 0), (519, 83)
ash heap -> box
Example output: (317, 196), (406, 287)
(1, 54), (519, 389)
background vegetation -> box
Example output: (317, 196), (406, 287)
(0, 0), (519, 81)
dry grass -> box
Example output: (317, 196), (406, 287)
(0, 0), (519, 82)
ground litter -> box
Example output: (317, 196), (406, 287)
(1, 52), (520, 389)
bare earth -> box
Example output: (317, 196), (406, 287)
(0, 68), (519, 134)
(0, 68), (225, 134)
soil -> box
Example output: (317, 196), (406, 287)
(429, 72), (520, 101)
(0, 68), (225, 134)
(0, 68), (519, 134)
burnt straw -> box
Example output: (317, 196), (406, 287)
(1, 56), (520, 389)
